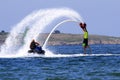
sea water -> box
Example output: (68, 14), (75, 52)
(0, 44), (120, 80)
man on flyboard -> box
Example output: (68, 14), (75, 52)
(79, 22), (91, 54)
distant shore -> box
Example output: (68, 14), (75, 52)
(0, 32), (120, 46)
(39, 33), (120, 45)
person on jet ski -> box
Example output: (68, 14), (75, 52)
(30, 39), (42, 53)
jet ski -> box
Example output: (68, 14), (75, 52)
(29, 39), (45, 54)
(28, 49), (45, 54)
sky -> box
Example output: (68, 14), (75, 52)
(0, 0), (120, 37)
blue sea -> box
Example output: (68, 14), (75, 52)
(0, 44), (120, 80)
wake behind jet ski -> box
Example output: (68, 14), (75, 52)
(28, 39), (45, 54)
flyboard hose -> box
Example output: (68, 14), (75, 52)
(42, 19), (80, 49)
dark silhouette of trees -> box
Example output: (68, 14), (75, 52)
(54, 30), (61, 34)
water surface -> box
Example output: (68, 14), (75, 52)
(0, 44), (120, 80)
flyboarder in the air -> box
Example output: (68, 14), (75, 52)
(79, 22), (91, 54)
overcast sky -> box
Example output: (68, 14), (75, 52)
(0, 0), (120, 37)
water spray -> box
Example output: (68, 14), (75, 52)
(42, 19), (80, 49)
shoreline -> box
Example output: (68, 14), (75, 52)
(0, 33), (120, 46)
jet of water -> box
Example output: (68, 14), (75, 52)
(42, 19), (80, 49)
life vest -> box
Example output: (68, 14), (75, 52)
(84, 31), (88, 39)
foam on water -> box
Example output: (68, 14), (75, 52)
(0, 52), (120, 58)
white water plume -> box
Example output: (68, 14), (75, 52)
(0, 10), (46, 54)
(0, 8), (83, 58)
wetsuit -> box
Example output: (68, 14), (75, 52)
(82, 31), (88, 48)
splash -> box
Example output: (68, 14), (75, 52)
(0, 8), (83, 58)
